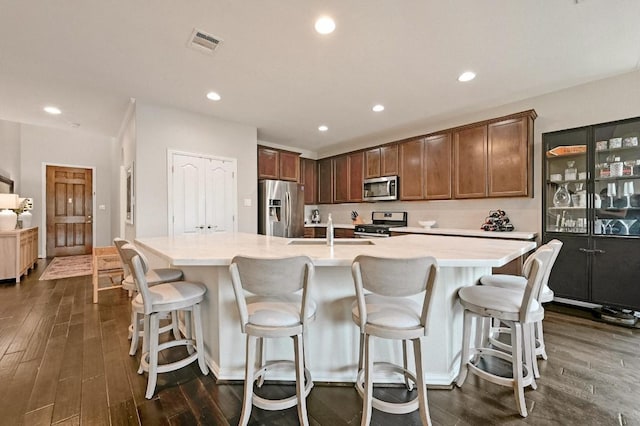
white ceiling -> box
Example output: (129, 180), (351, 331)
(1, 1), (639, 153)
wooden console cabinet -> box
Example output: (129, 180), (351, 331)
(0, 227), (38, 283)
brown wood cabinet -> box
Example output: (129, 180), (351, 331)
(333, 155), (349, 203)
(424, 133), (452, 200)
(334, 228), (355, 238)
(365, 144), (398, 178)
(317, 158), (333, 204)
(348, 152), (364, 202)
(299, 158), (317, 204)
(399, 138), (424, 200)
(487, 115), (533, 197)
(258, 146), (300, 181)
(0, 227), (38, 283)
(453, 124), (488, 199)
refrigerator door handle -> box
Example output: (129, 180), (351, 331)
(285, 191), (291, 236)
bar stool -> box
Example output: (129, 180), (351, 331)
(229, 255), (316, 426)
(478, 240), (562, 373)
(351, 255), (438, 426)
(456, 246), (553, 417)
(113, 238), (185, 355)
(120, 244), (208, 399)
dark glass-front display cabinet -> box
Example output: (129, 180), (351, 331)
(543, 116), (640, 311)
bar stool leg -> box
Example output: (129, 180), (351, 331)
(171, 310), (181, 340)
(256, 337), (266, 387)
(192, 304), (208, 374)
(239, 335), (257, 426)
(413, 337), (432, 426)
(138, 314), (151, 374)
(402, 340), (414, 391)
(129, 310), (140, 356)
(361, 333), (374, 426)
(456, 310), (473, 386)
(511, 323), (527, 417)
(536, 320), (548, 360)
(294, 334), (309, 426)
(523, 324), (538, 384)
(145, 313), (160, 399)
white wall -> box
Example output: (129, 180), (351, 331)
(319, 70), (640, 234)
(118, 103), (136, 241)
(134, 101), (258, 237)
(20, 124), (114, 256)
(0, 120), (21, 190)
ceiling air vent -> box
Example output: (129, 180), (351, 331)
(188, 28), (223, 54)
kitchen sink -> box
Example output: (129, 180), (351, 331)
(287, 238), (374, 245)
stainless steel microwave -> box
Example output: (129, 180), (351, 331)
(362, 176), (398, 201)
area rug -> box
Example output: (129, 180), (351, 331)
(39, 255), (93, 281)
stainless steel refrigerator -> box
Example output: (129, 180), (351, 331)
(258, 180), (305, 237)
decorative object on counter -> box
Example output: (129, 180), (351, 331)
(0, 193), (19, 231)
(418, 220), (436, 228)
(311, 208), (320, 224)
(351, 210), (364, 225)
(480, 210), (514, 232)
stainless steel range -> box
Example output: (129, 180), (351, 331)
(354, 211), (407, 238)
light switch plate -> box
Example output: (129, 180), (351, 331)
(243, 198), (252, 207)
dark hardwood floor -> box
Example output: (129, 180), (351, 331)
(1, 258), (639, 425)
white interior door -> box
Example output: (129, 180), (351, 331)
(169, 151), (236, 236)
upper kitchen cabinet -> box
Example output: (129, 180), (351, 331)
(257, 146), (300, 181)
(454, 110), (536, 199)
(348, 152), (364, 202)
(365, 144), (398, 178)
(317, 158), (333, 204)
(488, 113), (535, 197)
(454, 124), (487, 199)
(399, 138), (425, 200)
(424, 133), (452, 200)
(299, 158), (317, 205)
(333, 155), (349, 203)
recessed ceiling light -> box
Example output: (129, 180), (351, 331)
(372, 104), (385, 112)
(458, 71), (476, 82)
(44, 106), (61, 115)
(206, 91), (221, 101)
(315, 16), (336, 34)
(318, 125), (328, 132)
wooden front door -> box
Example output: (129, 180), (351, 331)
(46, 165), (93, 257)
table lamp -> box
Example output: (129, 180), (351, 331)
(0, 194), (19, 231)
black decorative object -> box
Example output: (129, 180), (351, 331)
(481, 210), (514, 232)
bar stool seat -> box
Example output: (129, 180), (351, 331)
(479, 275), (554, 303)
(351, 255), (438, 426)
(121, 243), (208, 399)
(230, 255), (316, 426)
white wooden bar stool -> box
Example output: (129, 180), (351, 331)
(229, 255), (316, 426)
(114, 238), (185, 355)
(478, 239), (562, 374)
(456, 246), (553, 417)
(351, 255), (438, 426)
(120, 243), (208, 399)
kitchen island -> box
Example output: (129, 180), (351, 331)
(135, 232), (535, 386)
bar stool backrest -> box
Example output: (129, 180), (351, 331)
(229, 255), (314, 333)
(113, 237), (131, 276)
(351, 255), (438, 335)
(119, 243), (153, 314)
(519, 246), (554, 323)
(520, 239), (563, 300)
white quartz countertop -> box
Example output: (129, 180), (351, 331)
(135, 232), (536, 268)
(305, 223), (355, 229)
(393, 227), (537, 241)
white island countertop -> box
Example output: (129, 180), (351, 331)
(135, 232), (535, 268)
(393, 227), (537, 240)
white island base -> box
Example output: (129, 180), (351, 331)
(135, 233), (535, 387)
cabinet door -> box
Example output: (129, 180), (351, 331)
(279, 151), (300, 182)
(488, 117), (531, 197)
(454, 125), (487, 199)
(348, 152), (364, 202)
(300, 158), (317, 204)
(365, 148), (381, 178)
(317, 158), (333, 204)
(333, 155), (349, 203)
(424, 133), (451, 200)
(399, 138), (424, 200)
(544, 234), (590, 301)
(258, 147), (279, 179)
(380, 144), (399, 176)
(591, 237), (640, 310)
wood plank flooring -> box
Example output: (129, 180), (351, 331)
(0, 258), (639, 425)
